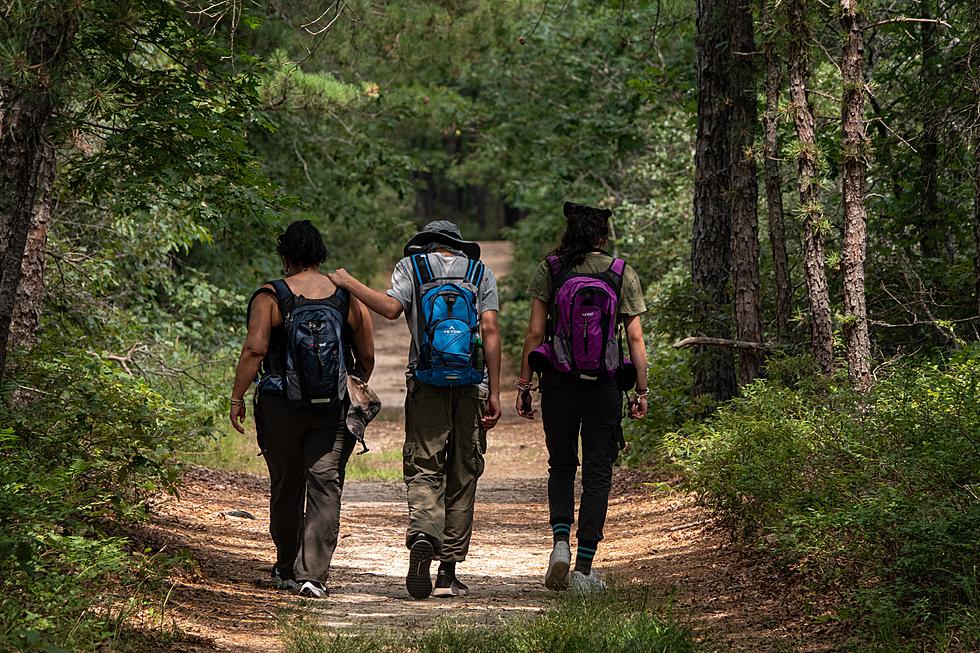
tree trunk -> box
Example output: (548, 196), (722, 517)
(691, 0), (737, 402)
(840, 0), (872, 389)
(729, 0), (764, 384)
(761, 0), (792, 340)
(10, 141), (55, 351)
(974, 141), (980, 319)
(918, 0), (942, 260)
(787, 0), (834, 374)
(0, 5), (76, 376)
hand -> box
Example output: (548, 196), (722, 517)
(482, 393), (502, 430)
(230, 402), (247, 433)
(516, 389), (535, 420)
(629, 394), (648, 420)
(327, 267), (355, 289)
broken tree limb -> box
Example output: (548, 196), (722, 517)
(673, 336), (774, 351)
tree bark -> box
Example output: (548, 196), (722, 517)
(761, 0), (792, 340)
(10, 141), (55, 351)
(729, 0), (764, 384)
(0, 4), (77, 375)
(692, 0), (738, 402)
(840, 0), (872, 389)
(787, 0), (834, 374)
(917, 0), (942, 260)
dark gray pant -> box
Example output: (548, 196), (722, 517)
(403, 378), (486, 562)
(540, 375), (622, 543)
(255, 395), (352, 583)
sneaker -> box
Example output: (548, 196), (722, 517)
(569, 569), (607, 593)
(432, 567), (469, 597)
(406, 534), (436, 600)
(544, 541), (571, 590)
(297, 580), (328, 598)
(271, 565), (299, 592)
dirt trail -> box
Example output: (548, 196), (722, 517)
(145, 241), (834, 652)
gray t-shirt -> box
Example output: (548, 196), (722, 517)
(387, 252), (499, 370)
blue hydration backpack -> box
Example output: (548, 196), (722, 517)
(270, 279), (349, 408)
(410, 254), (485, 387)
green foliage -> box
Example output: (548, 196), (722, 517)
(281, 586), (698, 653)
(0, 349), (208, 651)
(665, 350), (980, 647)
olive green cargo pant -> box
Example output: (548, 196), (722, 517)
(403, 378), (486, 562)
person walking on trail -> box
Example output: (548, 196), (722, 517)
(328, 220), (502, 600)
(516, 202), (649, 593)
(230, 220), (375, 599)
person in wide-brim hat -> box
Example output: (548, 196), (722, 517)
(404, 220), (482, 260)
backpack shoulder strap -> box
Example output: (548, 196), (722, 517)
(545, 254), (562, 278)
(409, 254), (434, 287)
(269, 279), (293, 302)
(608, 258), (627, 293)
(465, 259), (485, 288)
(246, 286), (278, 326)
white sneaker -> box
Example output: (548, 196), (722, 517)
(297, 580), (328, 598)
(544, 541), (570, 590)
(569, 569), (607, 593)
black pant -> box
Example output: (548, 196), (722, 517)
(255, 395), (354, 583)
(540, 374), (622, 543)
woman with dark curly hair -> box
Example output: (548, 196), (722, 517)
(229, 220), (374, 598)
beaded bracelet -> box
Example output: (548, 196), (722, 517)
(230, 397), (246, 406)
(516, 377), (532, 392)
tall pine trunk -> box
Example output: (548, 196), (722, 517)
(918, 0), (942, 260)
(840, 0), (872, 388)
(730, 0), (764, 383)
(974, 141), (980, 319)
(787, 0), (834, 374)
(0, 5), (76, 376)
(692, 0), (738, 402)
(761, 0), (792, 340)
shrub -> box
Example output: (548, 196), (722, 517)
(665, 349), (980, 647)
(0, 350), (210, 651)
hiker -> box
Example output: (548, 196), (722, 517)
(328, 220), (501, 600)
(229, 219), (375, 599)
(516, 202), (649, 592)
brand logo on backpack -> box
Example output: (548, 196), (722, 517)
(410, 254), (486, 387)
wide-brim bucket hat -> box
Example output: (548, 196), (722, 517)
(404, 220), (481, 260)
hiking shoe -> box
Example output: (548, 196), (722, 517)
(569, 570), (607, 593)
(297, 580), (328, 598)
(544, 541), (571, 591)
(406, 535), (436, 600)
(271, 566), (299, 592)
(432, 567), (469, 597)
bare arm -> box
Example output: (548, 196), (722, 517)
(516, 299), (548, 419)
(349, 298), (376, 381)
(624, 314), (649, 419)
(329, 268), (403, 320)
(230, 293), (274, 433)
(480, 310), (502, 430)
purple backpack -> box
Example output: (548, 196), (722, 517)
(530, 255), (635, 386)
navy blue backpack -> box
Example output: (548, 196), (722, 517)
(410, 254), (485, 387)
(270, 279), (349, 408)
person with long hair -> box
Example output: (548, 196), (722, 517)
(229, 220), (374, 598)
(516, 202), (649, 592)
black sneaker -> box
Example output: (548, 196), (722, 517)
(432, 567), (469, 597)
(406, 534), (436, 600)
(271, 565), (299, 592)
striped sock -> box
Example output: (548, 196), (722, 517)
(574, 540), (598, 575)
(551, 522), (571, 544)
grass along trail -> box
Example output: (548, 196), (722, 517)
(145, 241), (838, 652)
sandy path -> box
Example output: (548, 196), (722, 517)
(142, 240), (838, 652)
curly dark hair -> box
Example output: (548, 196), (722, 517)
(551, 202), (612, 269)
(276, 220), (327, 268)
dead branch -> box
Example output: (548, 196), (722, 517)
(673, 337), (774, 351)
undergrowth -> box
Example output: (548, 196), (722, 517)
(655, 349), (980, 650)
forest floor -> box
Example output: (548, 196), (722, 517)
(139, 242), (841, 652)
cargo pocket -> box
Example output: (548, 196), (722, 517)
(402, 441), (417, 483)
